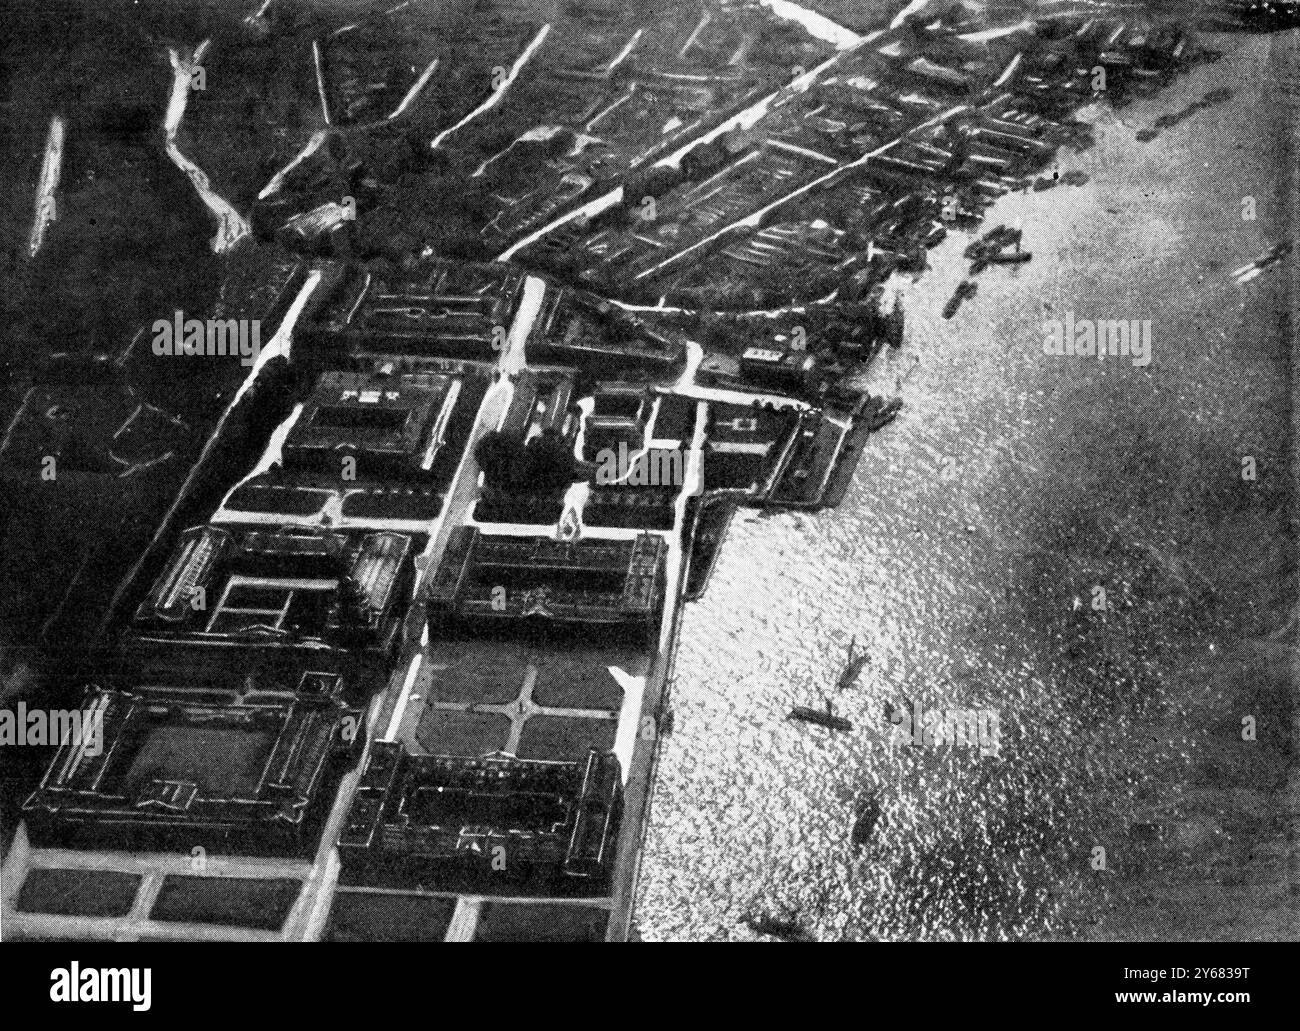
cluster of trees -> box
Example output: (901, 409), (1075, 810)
(679, 138), (731, 183)
(686, 290), (904, 357)
(474, 428), (576, 494)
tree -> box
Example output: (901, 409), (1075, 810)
(523, 429), (575, 492)
(474, 430), (523, 488)
(475, 429), (574, 493)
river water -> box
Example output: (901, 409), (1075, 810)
(635, 29), (1298, 940)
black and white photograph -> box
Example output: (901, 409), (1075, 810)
(0, 0), (1294, 1001)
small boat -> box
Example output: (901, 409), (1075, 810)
(789, 699), (853, 733)
(865, 396), (902, 432)
(1232, 241), (1291, 284)
(964, 224), (1021, 260)
(852, 794), (882, 847)
(789, 639), (866, 732)
(685, 498), (736, 602)
(1233, 240), (1291, 277)
(942, 279), (977, 319)
(835, 636), (869, 692)
(741, 913), (812, 941)
(987, 250), (1032, 264)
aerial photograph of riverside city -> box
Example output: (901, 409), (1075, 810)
(0, 0), (1296, 955)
